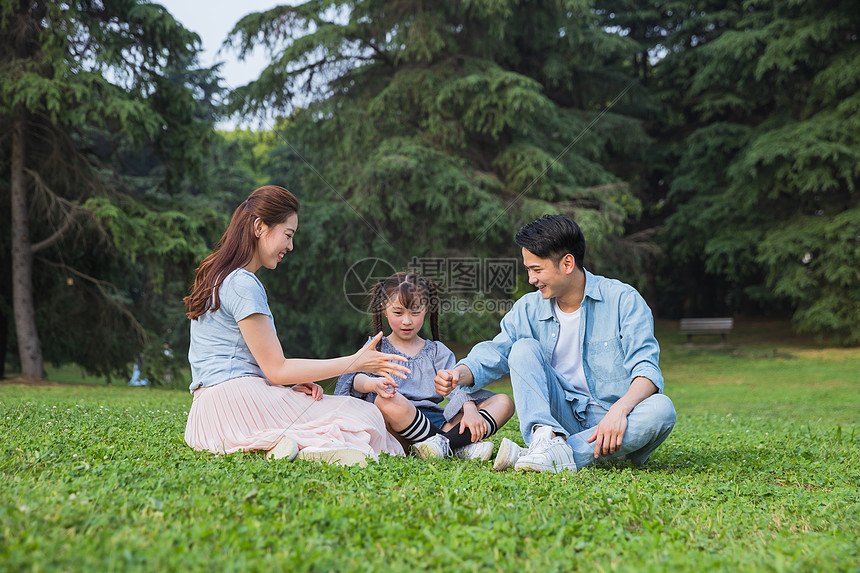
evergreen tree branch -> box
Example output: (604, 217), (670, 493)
(30, 211), (81, 254)
(474, 79), (637, 244)
(363, 39), (394, 66)
(35, 256), (148, 345)
(24, 168), (100, 253)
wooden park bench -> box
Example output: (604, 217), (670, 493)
(679, 317), (734, 345)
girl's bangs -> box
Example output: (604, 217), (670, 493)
(395, 280), (426, 310)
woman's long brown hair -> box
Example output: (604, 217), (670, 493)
(369, 272), (441, 349)
(184, 185), (299, 320)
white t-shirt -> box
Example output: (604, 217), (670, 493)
(551, 299), (595, 403)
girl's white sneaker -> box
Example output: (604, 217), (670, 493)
(455, 441), (494, 461)
(413, 434), (452, 459)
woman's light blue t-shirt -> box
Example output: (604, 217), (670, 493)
(188, 268), (275, 392)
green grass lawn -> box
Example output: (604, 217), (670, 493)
(1, 321), (858, 572)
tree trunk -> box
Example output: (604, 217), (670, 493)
(0, 307), (7, 379)
(11, 107), (44, 380)
(0, 246), (9, 379)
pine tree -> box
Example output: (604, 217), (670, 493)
(0, 0), (216, 378)
(226, 0), (655, 354)
(658, 0), (860, 342)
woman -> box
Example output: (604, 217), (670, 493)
(183, 185), (408, 466)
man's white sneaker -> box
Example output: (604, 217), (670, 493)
(454, 440), (494, 461)
(528, 425), (556, 452)
(413, 434), (452, 460)
(265, 436), (299, 461)
(514, 436), (577, 473)
(492, 437), (525, 471)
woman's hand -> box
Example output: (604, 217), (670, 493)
(458, 403), (487, 442)
(351, 332), (411, 384)
(291, 382), (323, 400)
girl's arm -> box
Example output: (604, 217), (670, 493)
(238, 314), (409, 386)
(353, 373), (398, 397)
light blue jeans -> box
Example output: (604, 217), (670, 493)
(508, 339), (676, 469)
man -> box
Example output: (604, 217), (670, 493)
(435, 215), (676, 473)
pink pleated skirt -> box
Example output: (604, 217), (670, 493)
(184, 376), (405, 459)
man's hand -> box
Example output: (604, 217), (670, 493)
(585, 405), (628, 458)
(434, 369), (459, 397)
(585, 377), (656, 459)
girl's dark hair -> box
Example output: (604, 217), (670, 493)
(369, 272), (440, 349)
(515, 214), (586, 268)
(184, 185), (300, 320)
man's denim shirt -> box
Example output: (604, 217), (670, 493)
(458, 269), (663, 420)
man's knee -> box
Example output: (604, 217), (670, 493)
(643, 393), (676, 430)
(509, 338), (542, 367)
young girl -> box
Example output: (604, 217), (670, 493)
(335, 272), (515, 460)
(183, 185), (410, 466)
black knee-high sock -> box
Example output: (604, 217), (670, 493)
(396, 409), (441, 444)
(444, 410), (499, 450)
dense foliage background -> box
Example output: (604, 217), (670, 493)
(2, 0), (858, 383)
